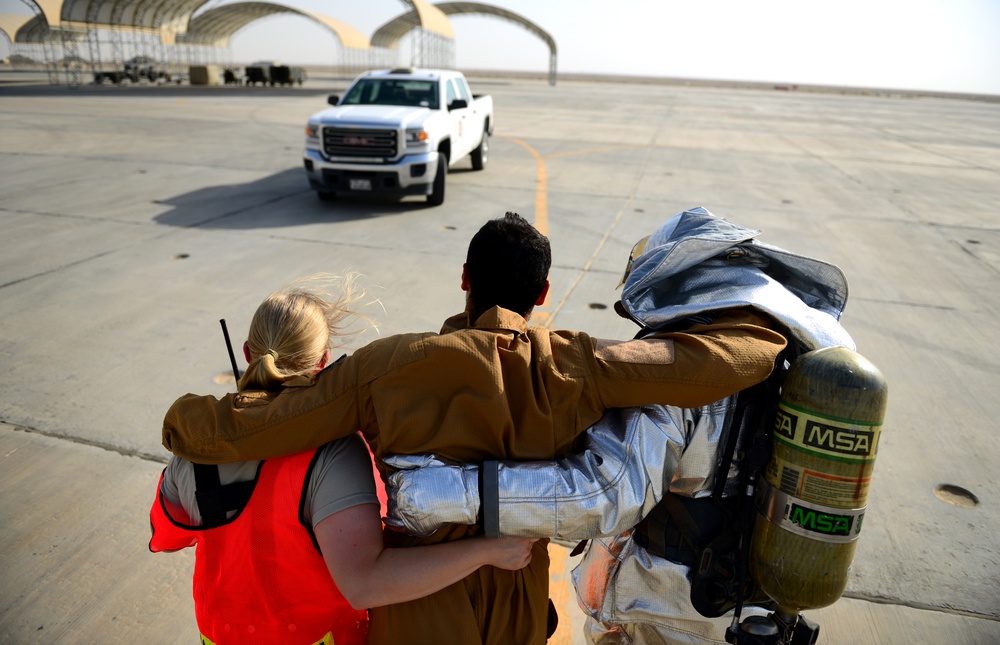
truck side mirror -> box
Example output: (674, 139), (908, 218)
(327, 95), (339, 106)
(448, 98), (468, 111)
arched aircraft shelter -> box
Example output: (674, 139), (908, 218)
(1, 0), (557, 86)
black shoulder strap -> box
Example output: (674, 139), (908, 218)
(630, 314), (721, 340)
(193, 463), (256, 529)
(712, 359), (782, 502)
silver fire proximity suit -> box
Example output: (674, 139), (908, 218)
(385, 207), (855, 644)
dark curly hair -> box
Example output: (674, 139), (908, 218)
(465, 212), (551, 319)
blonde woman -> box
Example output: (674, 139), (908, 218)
(149, 277), (535, 645)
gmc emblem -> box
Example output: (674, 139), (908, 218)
(344, 136), (370, 146)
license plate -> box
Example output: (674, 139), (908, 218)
(349, 178), (372, 191)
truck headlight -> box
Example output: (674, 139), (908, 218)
(406, 129), (429, 148)
(305, 123), (320, 141)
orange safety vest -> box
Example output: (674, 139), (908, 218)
(149, 449), (368, 645)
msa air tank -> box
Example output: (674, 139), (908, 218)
(750, 346), (888, 614)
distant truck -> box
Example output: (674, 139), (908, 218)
(244, 62), (306, 87)
(303, 68), (493, 205)
(270, 65), (306, 86)
(94, 56), (171, 84)
(244, 65), (270, 86)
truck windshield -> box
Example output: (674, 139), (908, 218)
(341, 79), (439, 109)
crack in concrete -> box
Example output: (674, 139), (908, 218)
(3, 422), (168, 465)
(0, 248), (118, 290)
(849, 297), (957, 310)
(843, 591), (1000, 622)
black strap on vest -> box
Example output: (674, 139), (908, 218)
(193, 463), (256, 529)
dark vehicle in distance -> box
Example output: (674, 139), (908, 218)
(94, 56), (172, 84)
(270, 65), (306, 86)
(244, 65), (270, 86)
(245, 64), (306, 87)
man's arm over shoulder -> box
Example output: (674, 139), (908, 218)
(162, 342), (384, 464)
(589, 308), (786, 409)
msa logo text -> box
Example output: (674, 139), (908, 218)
(804, 421), (875, 457)
(774, 409), (797, 441)
(787, 504), (855, 537)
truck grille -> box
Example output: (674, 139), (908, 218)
(322, 127), (398, 159)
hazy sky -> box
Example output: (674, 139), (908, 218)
(3, 0), (998, 95)
(234, 0), (999, 95)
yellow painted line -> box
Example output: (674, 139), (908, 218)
(547, 542), (575, 645)
(533, 310), (552, 325)
(494, 140), (579, 628)
(500, 137), (654, 329)
(503, 135), (551, 325)
(494, 138), (652, 641)
(502, 135), (548, 236)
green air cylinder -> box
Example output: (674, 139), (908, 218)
(750, 346), (888, 615)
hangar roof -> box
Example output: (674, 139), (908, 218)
(403, 0), (453, 38)
(18, 0), (454, 41)
(372, 1), (555, 54)
(1, 13), (64, 43)
(0, 13), (35, 42)
(180, 2), (370, 48)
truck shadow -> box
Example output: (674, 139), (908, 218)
(152, 168), (439, 230)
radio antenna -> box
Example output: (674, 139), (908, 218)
(220, 319), (241, 388)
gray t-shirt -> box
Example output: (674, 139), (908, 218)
(160, 432), (379, 528)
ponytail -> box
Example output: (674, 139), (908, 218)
(238, 274), (377, 392)
(239, 348), (289, 391)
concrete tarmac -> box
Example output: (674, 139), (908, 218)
(1, 72), (999, 644)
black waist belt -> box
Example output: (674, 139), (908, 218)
(633, 496), (698, 566)
(634, 519), (698, 566)
(633, 494), (735, 567)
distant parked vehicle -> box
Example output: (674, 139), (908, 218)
(244, 64), (306, 87)
(270, 65), (306, 86)
(93, 70), (125, 84)
(94, 56), (172, 85)
(123, 56), (170, 83)
(223, 68), (243, 85)
(244, 65), (270, 86)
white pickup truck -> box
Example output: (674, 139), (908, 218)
(303, 68), (493, 205)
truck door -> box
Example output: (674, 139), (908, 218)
(446, 79), (473, 161)
(457, 77), (485, 146)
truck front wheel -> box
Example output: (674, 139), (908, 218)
(471, 129), (489, 171)
(428, 153), (447, 206)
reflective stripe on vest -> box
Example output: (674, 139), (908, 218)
(201, 630), (334, 645)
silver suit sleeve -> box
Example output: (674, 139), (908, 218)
(488, 405), (692, 539)
(385, 400), (734, 540)
(383, 454), (481, 537)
